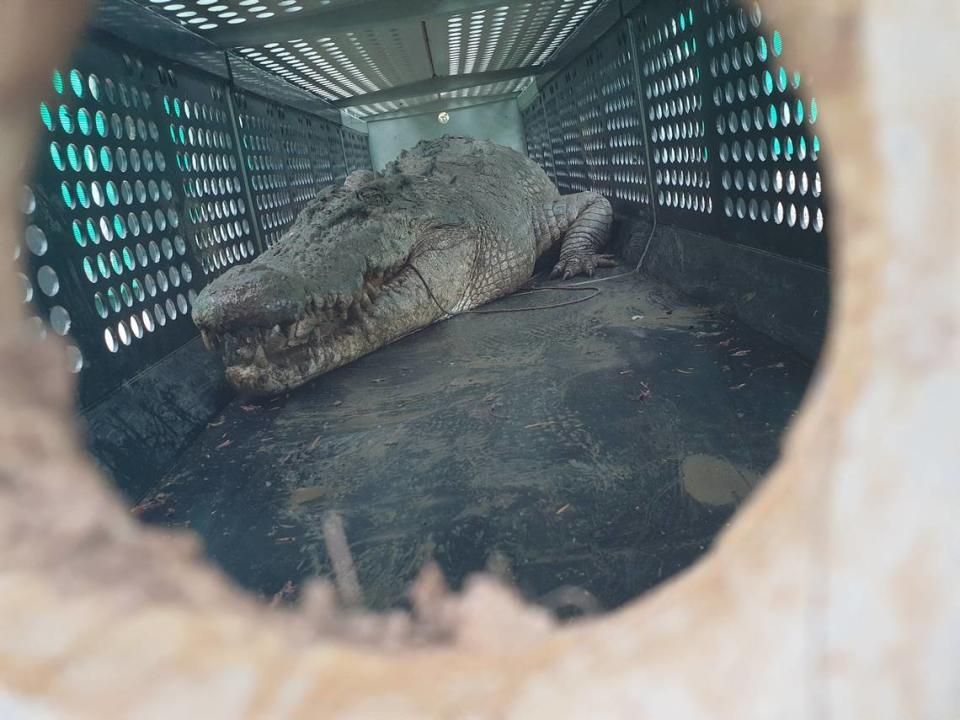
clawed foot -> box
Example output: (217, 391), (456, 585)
(550, 253), (618, 280)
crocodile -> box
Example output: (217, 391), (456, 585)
(192, 136), (614, 395)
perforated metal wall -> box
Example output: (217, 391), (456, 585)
(31, 45), (223, 406)
(133, 0), (611, 119)
(233, 91), (358, 248)
(637, 6), (712, 222)
(520, 97), (555, 181)
(554, 67), (591, 193)
(523, 0), (829, 267)
(436, 0), (604, 77)
(579, 24), (651, 211)
(24, 36), (370, 408)
(523, 18), (652, 215)
(702, 0), (827, 264)
(166, 80), (257, 280)
(542, 82), (568, 189)
(342, 128), (373, 175)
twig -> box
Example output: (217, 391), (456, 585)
(322, 512), (363, 607)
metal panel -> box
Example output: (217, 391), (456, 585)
(325, 122), (349, 184)
(233, 23), (433, 108)
(520, 96), (555, 178)
(26, 41), (258, 407)
(341, 129), (373, 175)
(562, 66), (592, 193)
(92, 0), (230, 78)
(21, 30), (362, 409)
(525, 21), (653, 214)
(700, 0), (829, 266)
(233, 91), (348, 248)
(549, 71), (587, 193)
(131, 0), (614, 118)
(227, 52), (344, 121)
(132, 0), (357, 32)
(429, 0), (604, 76)
(635, 6), (714, 231)
(95, 2), (344, 119)
(542, 82), (567, 186)
(579, 22), (651, 213)
(523, 2), (830, 268)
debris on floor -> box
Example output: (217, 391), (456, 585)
(148, 273), (812, 612)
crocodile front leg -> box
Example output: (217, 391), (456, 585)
(535, 192), (615, 279)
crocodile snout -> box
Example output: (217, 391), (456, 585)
(192, 263), (310, 334)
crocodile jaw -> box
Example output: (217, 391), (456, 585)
(197, 267), (440, 396)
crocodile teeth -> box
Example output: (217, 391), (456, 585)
(201, 330), (215, 351)
(253, 344), (269, 368)
(294, 318), (314, 339)
(235, 340), (255, 362)
(265, 325), (286, 352)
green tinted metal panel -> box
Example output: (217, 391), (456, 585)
(25, 44), (258, 407)
(636, 6), (713, 226)
(523, 0), (831, 267)
(700, 0), (829, 265)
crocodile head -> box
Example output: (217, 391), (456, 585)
(192, 173), (472, 395)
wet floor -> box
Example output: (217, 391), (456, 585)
(140, 269), (813, 614)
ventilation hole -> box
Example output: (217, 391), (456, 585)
(19, 273), (33, 303)
(757, 36), (768, 61)
(21, 186), (36, 215)
(40, 103), (54, 131)
(25, 226), (47, 256)
(94, 293), (107, 318)
(49, 306), (71, 336)
(59, 105), (74, 133)
(36, 266), (59, 297)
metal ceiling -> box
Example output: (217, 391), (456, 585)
(131, 0), (611, 118)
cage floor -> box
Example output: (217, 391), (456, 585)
(142, 270), (813, 612)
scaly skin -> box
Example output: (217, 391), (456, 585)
(192, 137), (613, 395)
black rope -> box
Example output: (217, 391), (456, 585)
(467, 285), (601, 314)
(408, 264), (601, 316)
